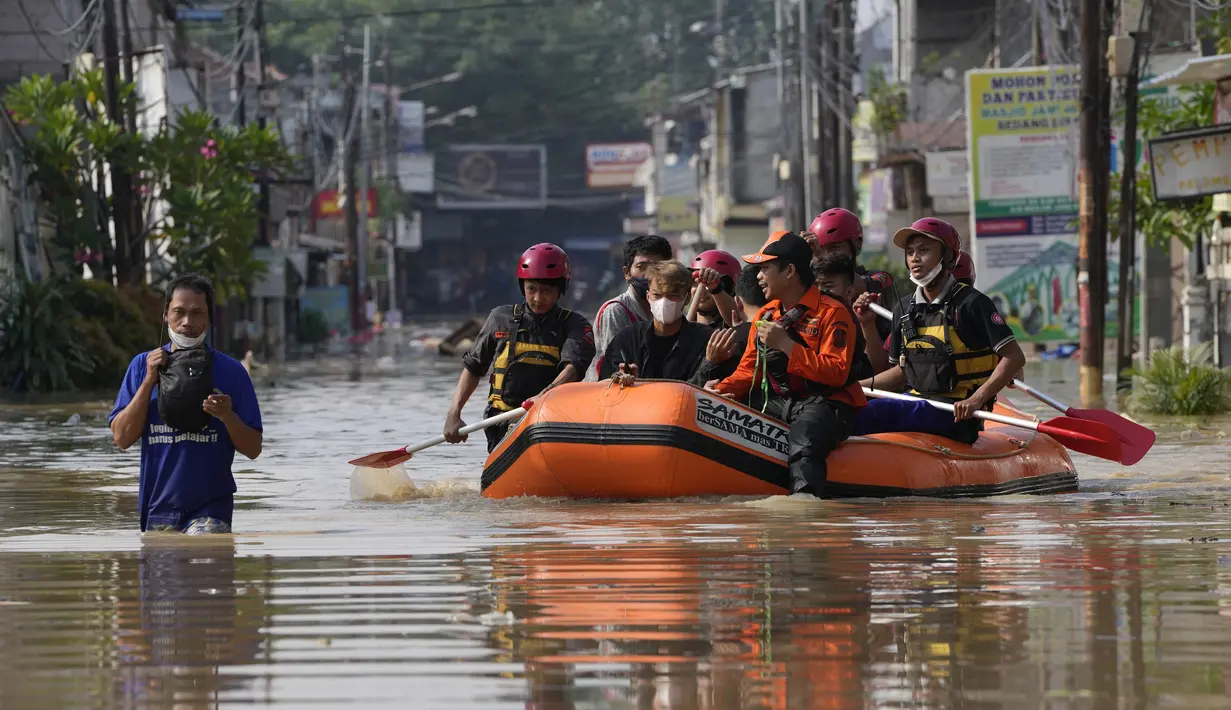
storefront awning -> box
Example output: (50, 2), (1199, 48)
(1141, 54), (1231, 88)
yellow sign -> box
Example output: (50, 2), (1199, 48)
(657, 196), (699, 233)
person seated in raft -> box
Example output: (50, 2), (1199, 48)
(854, 218), (1026, 444)
(600, 260), (732, 383)
(586, 234), (673, 381)
(807, 208), (900, 375)
(686, 249), (743, 328)
(812, 252), (875, 382)
(444, 243), (596, 453)
(705, 231), (867, 496)
(952, 250), (975, 287)
(691, 263), (770, 389)
(856, 249), (977, 377)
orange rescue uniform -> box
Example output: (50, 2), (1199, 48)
(713, 284), (866, 496)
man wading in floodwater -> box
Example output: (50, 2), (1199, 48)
(109, 274), (263, 534)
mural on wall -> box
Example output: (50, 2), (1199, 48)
(983, 237), (1121, 341)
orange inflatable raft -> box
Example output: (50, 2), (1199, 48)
(480, 381), (1079, 499)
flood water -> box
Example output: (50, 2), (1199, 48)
(1, 353), (1230, 709)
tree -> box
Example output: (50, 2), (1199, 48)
(1108, 82), (1216, 250)
(5, 71), (292, 300)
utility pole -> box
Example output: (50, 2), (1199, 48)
(798, 0), (814, 219)
(1078, 0), (1107, 404)
(310, 54), (322, 186)
(357, 23), (372, 323)
(837, 0), (855, 210)
(1115, 5), (1149, 388)
(1032, 0), (1046, 64)
(119, 0), (144, 276)
(383, 46), (397, 315)
(101, 0), (133, 284)
(255, 0), (270, 246)
(235, 4), (246, 126)
(341, 30), (363, 337)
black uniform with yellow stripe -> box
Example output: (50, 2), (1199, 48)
(886, 276), (1017, 440)
(461, 303), (596, 451)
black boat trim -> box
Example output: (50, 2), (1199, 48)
(481, 422), (1078, 498)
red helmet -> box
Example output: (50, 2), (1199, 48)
(892, 218), (962, 266)
(952, 251), (975, 283)
(517, 243), (571, 281)
(807, 208), (863, 248)
(690, 249), (742, 281)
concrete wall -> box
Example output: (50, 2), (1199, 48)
(901, 0), (995, 124)
(732, 69), (780, 205)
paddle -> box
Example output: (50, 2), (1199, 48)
(686, 275), (709, 323)
(862, 387), (1124, 463)
(864, 300), (1154, 465)
(1004, 379), (1155, 465)
(348, 407), (527, 469)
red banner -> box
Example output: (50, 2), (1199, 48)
(313, 189), (379, 220)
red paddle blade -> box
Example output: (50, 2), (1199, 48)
(1066, 407), (1155, 465)
(1036, 416), (1123, 463)
(348, 448), (412, 468)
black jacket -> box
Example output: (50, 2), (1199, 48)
(598, 320), (712, 382)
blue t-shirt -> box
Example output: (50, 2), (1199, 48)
(109, 346), (263, 531)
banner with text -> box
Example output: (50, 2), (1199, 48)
(436, 145), (547, 209)
(966, 66), (1088, 342)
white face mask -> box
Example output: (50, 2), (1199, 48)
(909, 262), (945, 289)
(168, 326), (206, 349)
(650, 296), (684, 325)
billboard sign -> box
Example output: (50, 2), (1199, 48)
(436, 145), (547, 209)
(396, 100), (425, 154)
(586, 142), (653, 188)
(1148, 124), (1231, 200)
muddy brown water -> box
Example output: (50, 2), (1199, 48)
(1, 356), (1230, 709)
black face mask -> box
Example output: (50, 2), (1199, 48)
(629, 276), (650, 300)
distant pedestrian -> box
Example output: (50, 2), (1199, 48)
(109, 274), (263, 534)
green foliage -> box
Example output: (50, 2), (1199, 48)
(0, 278), (93, 392)
(862, 251), (911, 290)
(3, 71), (138, 271)
(866, 68), (905, 145)
(143, 110), (292, 300)
(298, 309), (330, 347)
(5, 72), (292, 297)
(63, 279), (160, 356)
(1126, 343), (1231, 416)
(0, 277), (165, 393)
(1108, 82), (1216, 249)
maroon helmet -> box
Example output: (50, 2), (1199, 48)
(690, 249), (742, 282)
(518, 243), (571, 280)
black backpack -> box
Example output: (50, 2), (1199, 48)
(157, 348), (215, 432)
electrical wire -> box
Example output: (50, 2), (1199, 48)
(15, 0), (63, 61)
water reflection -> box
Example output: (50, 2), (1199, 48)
(3, 358), (1231, 707)
(113, 536), (268, 709)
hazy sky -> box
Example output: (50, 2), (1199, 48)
(857, 0), (892, 33)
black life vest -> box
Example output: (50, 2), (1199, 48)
(753, 292), (863, 406)
(899, 282), (999, 401)
(157, 347), (215, 432)
(487, 304), (572, 412)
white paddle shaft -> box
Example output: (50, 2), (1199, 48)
(862, 387), (1039, 431)
(404, 407), (526, 455)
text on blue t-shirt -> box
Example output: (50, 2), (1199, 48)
(108, 346), (263, 531)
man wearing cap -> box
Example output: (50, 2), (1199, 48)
(855, 218), (1025, 444)
(706, 231), (866, 496)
